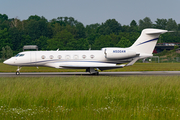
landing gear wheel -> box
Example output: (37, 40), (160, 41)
(16, 71), (20, 75)
(16, 66), (21, 75)
(87, 68), (100, 75)
(91, 71), (99, 75)
(95, 71), (99, 75)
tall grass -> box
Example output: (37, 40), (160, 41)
(1, 76), (180, 119)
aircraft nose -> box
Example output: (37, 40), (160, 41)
(3, 59), (13, 65)
(3, 59), (9, 64)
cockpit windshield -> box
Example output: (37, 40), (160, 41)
(15, 54), (20, 57)
(15, 54), (25, 57)
(19, 54), (25, 57)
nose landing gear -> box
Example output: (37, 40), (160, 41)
(16, 67), (22, 75)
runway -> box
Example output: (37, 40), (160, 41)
(0, 71), (180, 77)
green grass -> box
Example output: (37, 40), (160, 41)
(1, 76), (180, 119)
(1, 63), (180, 72)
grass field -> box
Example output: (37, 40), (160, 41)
(1, 76), (180, 119)
(1, 62), (180, 119)
(1, 63), (180, 72)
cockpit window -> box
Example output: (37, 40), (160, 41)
(15, 54), (25, 57)
(19, 54), (25, 57)
(15, 54), (20, 57)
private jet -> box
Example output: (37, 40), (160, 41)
(3, 28), (168, 75)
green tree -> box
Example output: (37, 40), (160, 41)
(122, 25), (131, 32)
(5, 45), (13, 58)
(28, 15), (41, 21)
(139, 17), (153, 30)
(51, 23), (64, 36)
(1, 45), (13, 59)
(93, 35), (113, 50)
(130, 20), (137, 27)
(47, 30), (76, 50)
(166, 18), (177, 31)
(75, 22), (86, 39)
(34, 36), (49, 50)
(161, 32), (180, 43)
(129, 32), (140, 44)
(75, 38), (89, 50)
(85, 23), (100, 37)
(25, 15), (49, 40)
(0, 14), (8, 21)
(109, 33), (120, 46)
(86, 33), (100, 46)
(130, 20), (138, 32)
(117, 32), (140, 45)
(155, 18), (167, 29)
(21, 35), (31, 47)
(178, 24), (180, 32)
(0, 14), (9, 30)
(85, 23), (100, 46)
(1, 47), (6, 59)
(97, 19), (121, 35)
(9, 27), (24, 51)
(116, 37), (131, 48)
(0, 28), (12, 49)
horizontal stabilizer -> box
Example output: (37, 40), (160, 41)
(146, 29), (168, 35)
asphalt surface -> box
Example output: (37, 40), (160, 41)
(0, 71), (180, 77)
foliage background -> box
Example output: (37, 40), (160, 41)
(1, 14), (180, 58)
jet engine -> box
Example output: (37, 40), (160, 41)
(103, 48), (137, 59)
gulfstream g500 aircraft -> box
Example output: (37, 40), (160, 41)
(4, 28), (168, 75)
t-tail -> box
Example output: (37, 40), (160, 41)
(124, 28), (168, 66)
(130, 28), (168, 56)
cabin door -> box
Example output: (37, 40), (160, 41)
(30, 52), (36, 65)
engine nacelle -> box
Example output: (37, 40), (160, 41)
(103, 48), (137, 59)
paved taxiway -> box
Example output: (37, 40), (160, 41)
(0, 71), (180, 77)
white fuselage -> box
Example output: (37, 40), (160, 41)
(4, 48), (137, 68)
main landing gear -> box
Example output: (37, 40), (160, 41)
(16, 66), (21, 75)
(86, 67), (99, 75)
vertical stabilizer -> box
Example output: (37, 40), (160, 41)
(130, 28), (167, 54)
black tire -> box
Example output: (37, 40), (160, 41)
(91, 72), (99, 75)
(16, 71), (20, 75)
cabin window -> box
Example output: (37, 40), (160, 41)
(57, 55), (62, 59)
(65, 55), (70, 59)
(90, 55), (94, 59)
(49, 55), (54, 59)
(82, 55), (86, 59)
(41, 55), (46, 59)
(73, 55), (79, 59)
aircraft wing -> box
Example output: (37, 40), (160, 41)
(59, 62), (125, 71)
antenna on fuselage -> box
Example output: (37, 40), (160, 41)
(89, 45), (91, 50)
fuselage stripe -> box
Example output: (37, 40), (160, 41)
(136, 38), (159, 46)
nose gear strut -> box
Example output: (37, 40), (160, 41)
(16, 66), (22, 75)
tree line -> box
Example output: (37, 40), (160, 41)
(1, 13), (180, 58)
